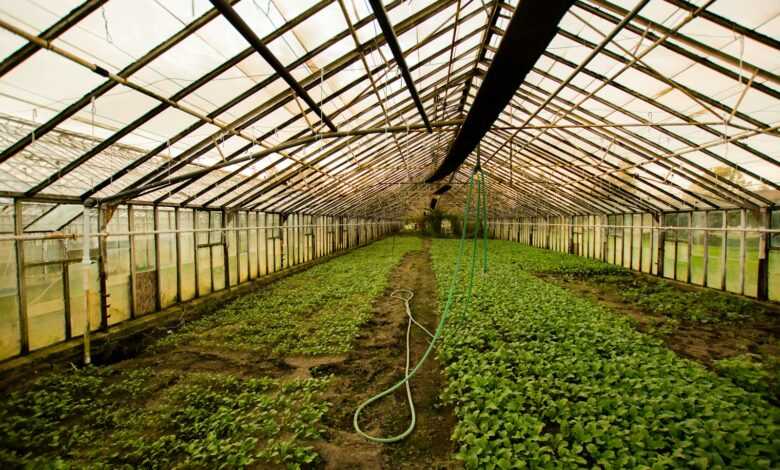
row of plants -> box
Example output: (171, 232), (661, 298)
(517, 246), (762, 324)
(0, 366), (329, 468)
(1, 236), (420, 468)
(159, 235), (421, 355)
(431, 239), (779, 468)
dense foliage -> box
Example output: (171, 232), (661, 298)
(0, 367), (328, 468)
(518, 247), (761, 324)
(160, 235), (421, 355)
(1, 236), (419, 469)
(431, 239), (780, 469)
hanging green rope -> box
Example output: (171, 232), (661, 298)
(353, 165), (489, 443)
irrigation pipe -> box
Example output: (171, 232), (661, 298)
(354, 166), (488, 442)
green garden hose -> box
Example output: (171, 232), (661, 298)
(353, 167), (488, 443)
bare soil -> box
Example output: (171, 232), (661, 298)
(536, 273), (780, 368)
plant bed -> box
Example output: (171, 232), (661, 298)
(521, 245), (780, 403)
(431, 238), (779, 468)
(2, 236), (459, 469)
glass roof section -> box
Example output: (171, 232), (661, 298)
(0, 0), (776, 219)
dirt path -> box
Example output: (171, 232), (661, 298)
(307, 238), (459, 469)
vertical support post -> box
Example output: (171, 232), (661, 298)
(628, 215), (634, 270)
(757, 208), (770, 300)
(97, 205), (110, 330)
(193, 210), (201, 297)
(602, 216), (609, 262)
(655, 213), (665, 277)
(127, 205), (137, 318)
(14, 199), (29, 355)
(703, 211), (709, 286)
(720, 214), (727, 290)
(673, 217), (679, 280)
(208, 212), (216, 289)
(546, 216), (551, 249)
(174, 207), (182, 304)
(81, 206), (91, 365)
(568, 216), (574, 254)
(222, 209), (230, 289)
(739, 209), (746, 295)
(687, 212), (692, 284)
(153, 206), (161, 312)
(63, 261), (71, 340)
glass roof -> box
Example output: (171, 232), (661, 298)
(0, 0), (777, 219)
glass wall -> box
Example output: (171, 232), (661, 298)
(706, 211), (724, 289)
(158, 208), (177, 308)
(725, 210), (742, 294)
(179, 209), (196, 301)
(106, 208), (131, 325)
(0, 200), (19, 360)
(770, 210), (780, 302)
(490, 208), (778, 303)
(0, 203), (396, 362)
(690, 212), (706, 286)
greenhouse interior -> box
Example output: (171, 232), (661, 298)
(0, 0), (779, 468)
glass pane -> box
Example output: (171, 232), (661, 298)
(663, 239), (676, 279)
(623, 214), (631, 268)
(227, 213), (238, 287)
(632, 214), (641, 271)
(25, 251), (65, 351)
(726, 210), (742, 294)
(212, 245), (225, 291)
(133, 208), (156, 316)
(676, 241), (689, 282)
(248, 212), (258, 279)
(106, 208), (131, 325)
(198, 247), (212, 295)
(675, 213), (690, 282)
(641, 214), (652, 273)
(0, 239), (20, 360)
(159, 210), (177, 308)
(743, 209), (761, 298)
(179, 210), (196, 301)
(69, 263), (100, 337)
(769, 251), (780, 302)
(707, 211), (724, 289)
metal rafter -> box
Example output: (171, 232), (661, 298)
(208, 0), (336, 132)
(367, 0), (433, 132)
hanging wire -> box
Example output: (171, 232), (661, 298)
(101, 6), (113, 44)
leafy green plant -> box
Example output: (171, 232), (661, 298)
(1, 237), (419, 469)
(0, 367), (331, 469)
(431, 239), (780, 469)
(158, 236), (421, 355)
(715, 354), (779, 400)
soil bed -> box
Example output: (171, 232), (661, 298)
(537, 270), (780, 403)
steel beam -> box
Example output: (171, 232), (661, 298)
(209, 0), (337, 132)
(368, 0), (432, 132)
(426, 0), (574, 182)
(0, 0), (107, 79)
